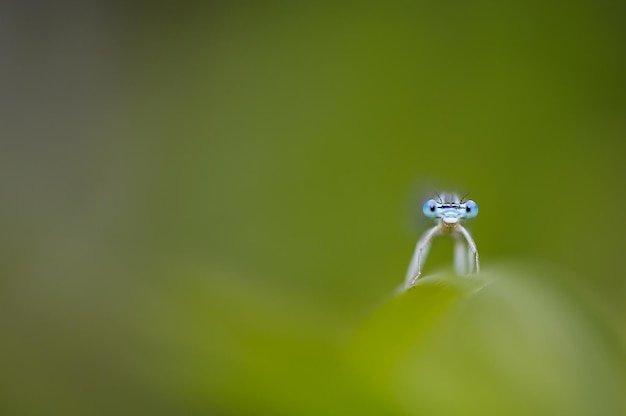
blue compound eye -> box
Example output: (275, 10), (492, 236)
(422, 199), (438, 218)
(464, 200), (478, 219)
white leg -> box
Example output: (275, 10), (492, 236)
(468, 245), (474, 274)
(456, 224), (479, 274)
(405, 225), (441, 288)
(453, 233), (467, 276)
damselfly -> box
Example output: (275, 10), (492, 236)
(404, 192), (479, 289)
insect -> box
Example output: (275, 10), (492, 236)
(404, 192), (480, 289)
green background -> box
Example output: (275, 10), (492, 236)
(1, 2), (625, 415)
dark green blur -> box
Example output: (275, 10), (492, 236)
(1, 2), (625, 415)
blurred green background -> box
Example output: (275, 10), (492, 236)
(1, 1), (625, 415)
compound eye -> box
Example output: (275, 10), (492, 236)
(465, 200), (478, 219)
(422, 199), (438, 218)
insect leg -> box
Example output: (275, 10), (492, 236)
(456, 224), (479, 275)
(405, 225), (441, 288)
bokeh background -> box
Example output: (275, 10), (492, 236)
(1, 1), (625, 415)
